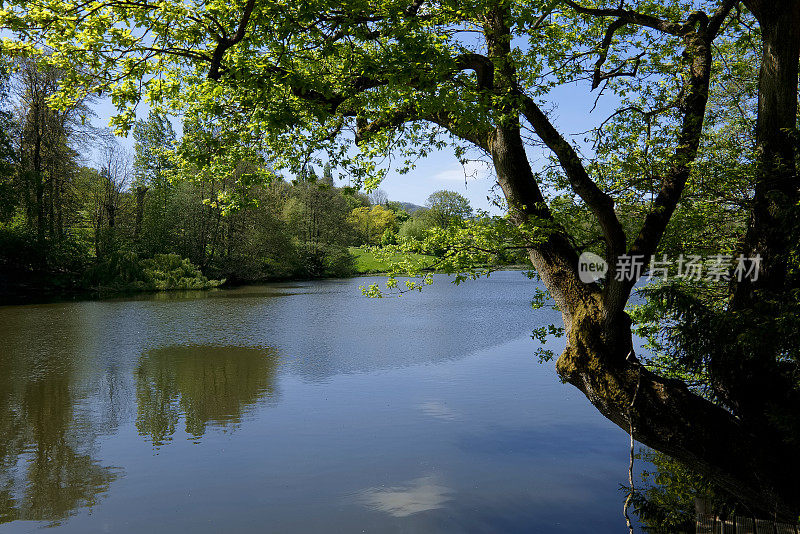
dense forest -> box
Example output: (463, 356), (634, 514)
(0, 58), (518, 301)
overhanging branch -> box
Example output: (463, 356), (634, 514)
(562, 0), (739, 39)
(208, 0), (257, 80)
(519, 92), (627, 258)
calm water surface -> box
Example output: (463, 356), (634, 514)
(0, 272), (645, 532)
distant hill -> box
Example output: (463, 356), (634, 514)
(394, 201), (425, 213)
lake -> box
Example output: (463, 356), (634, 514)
(0, 271), (646, 532)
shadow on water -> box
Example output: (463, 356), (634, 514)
(135, 345), (281, 446)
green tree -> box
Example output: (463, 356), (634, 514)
(322, 162), (334, 186)
(283, 179), (356, 277)
(87, 140), (132, 260)
(397, 216), (429, 242)
(424, 190), (473, 228)
(132, 111), (176, 241)
(385, 201), (410, 224)
(6, 0), (800, 518)
(348, 205), (397, 245)
(13, 57), (90, 245)
(133, 111), (175, 189)
(0, 60), (16, 223)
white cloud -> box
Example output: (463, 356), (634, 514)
(432, 160), (493, 182)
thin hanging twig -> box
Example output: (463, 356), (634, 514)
(624, 351), (642, 534)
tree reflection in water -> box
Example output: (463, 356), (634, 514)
(135, 345), (280, 446)
(0, 352), (120, 526)
(631, 449), (744, 533)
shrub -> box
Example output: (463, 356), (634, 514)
(397, 217), (430, 241)
(321, 245), (356, 278)
(139, 254), (223, 290)
(86, 251), (222, 292)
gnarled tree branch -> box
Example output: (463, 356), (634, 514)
(208, 0), (257, 80)
(519, 92), (627, 260)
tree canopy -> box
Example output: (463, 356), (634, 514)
(425, 190), (472, 227)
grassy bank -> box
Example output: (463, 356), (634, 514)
(348, 247), (436, 274)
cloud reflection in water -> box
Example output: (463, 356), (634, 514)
(418, 400), (460, 421)
(357, 476), (452, 517)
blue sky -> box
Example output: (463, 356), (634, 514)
(91, 81), (615, 214)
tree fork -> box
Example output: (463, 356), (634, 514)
(488, 0), (800, 519)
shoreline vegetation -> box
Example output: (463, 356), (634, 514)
(0, 72), (527, 305)
(0, 74), (528, 304)
(0, 246), (527, 306)
(0, 70), (524, 304)
(0, 62), (527, 306)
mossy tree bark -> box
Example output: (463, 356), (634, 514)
(485, 0), (800, 520)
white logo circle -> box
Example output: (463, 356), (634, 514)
(578, 252), (608, 283)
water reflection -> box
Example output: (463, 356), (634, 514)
(357, 476), (453, 517)
(417, 400), (460, 422)
(0, 273), (647, 532)
(0, 349), (120, 526)
(135, 345), (281, 446)
(632, 449), (731, 533)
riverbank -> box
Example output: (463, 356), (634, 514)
(348, 246), (436, 274)
(0, 247), (529, 306)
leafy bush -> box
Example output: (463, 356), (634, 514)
(0, 223), (92, 296)
(0, 223), (43, 271)
(86, 251), (222, 292)
(320, 245), (356, 278)
(380, 228), (397, 246)
(397, 217), (430, 241)
(139, 254), (223, 290)
(45, 229), (93, 273)
(296, 245), (356, 279)
(86, 250), (145, 289)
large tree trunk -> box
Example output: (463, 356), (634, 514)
(557, 303), (800, 520)
(32, 103), (45, 245)
(483, 0), (800, 520)
(708, 2), (800, 459)
(736, 0), (800, 303)
(490, 118), (800, 520)
(560, 6), (800, 517)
